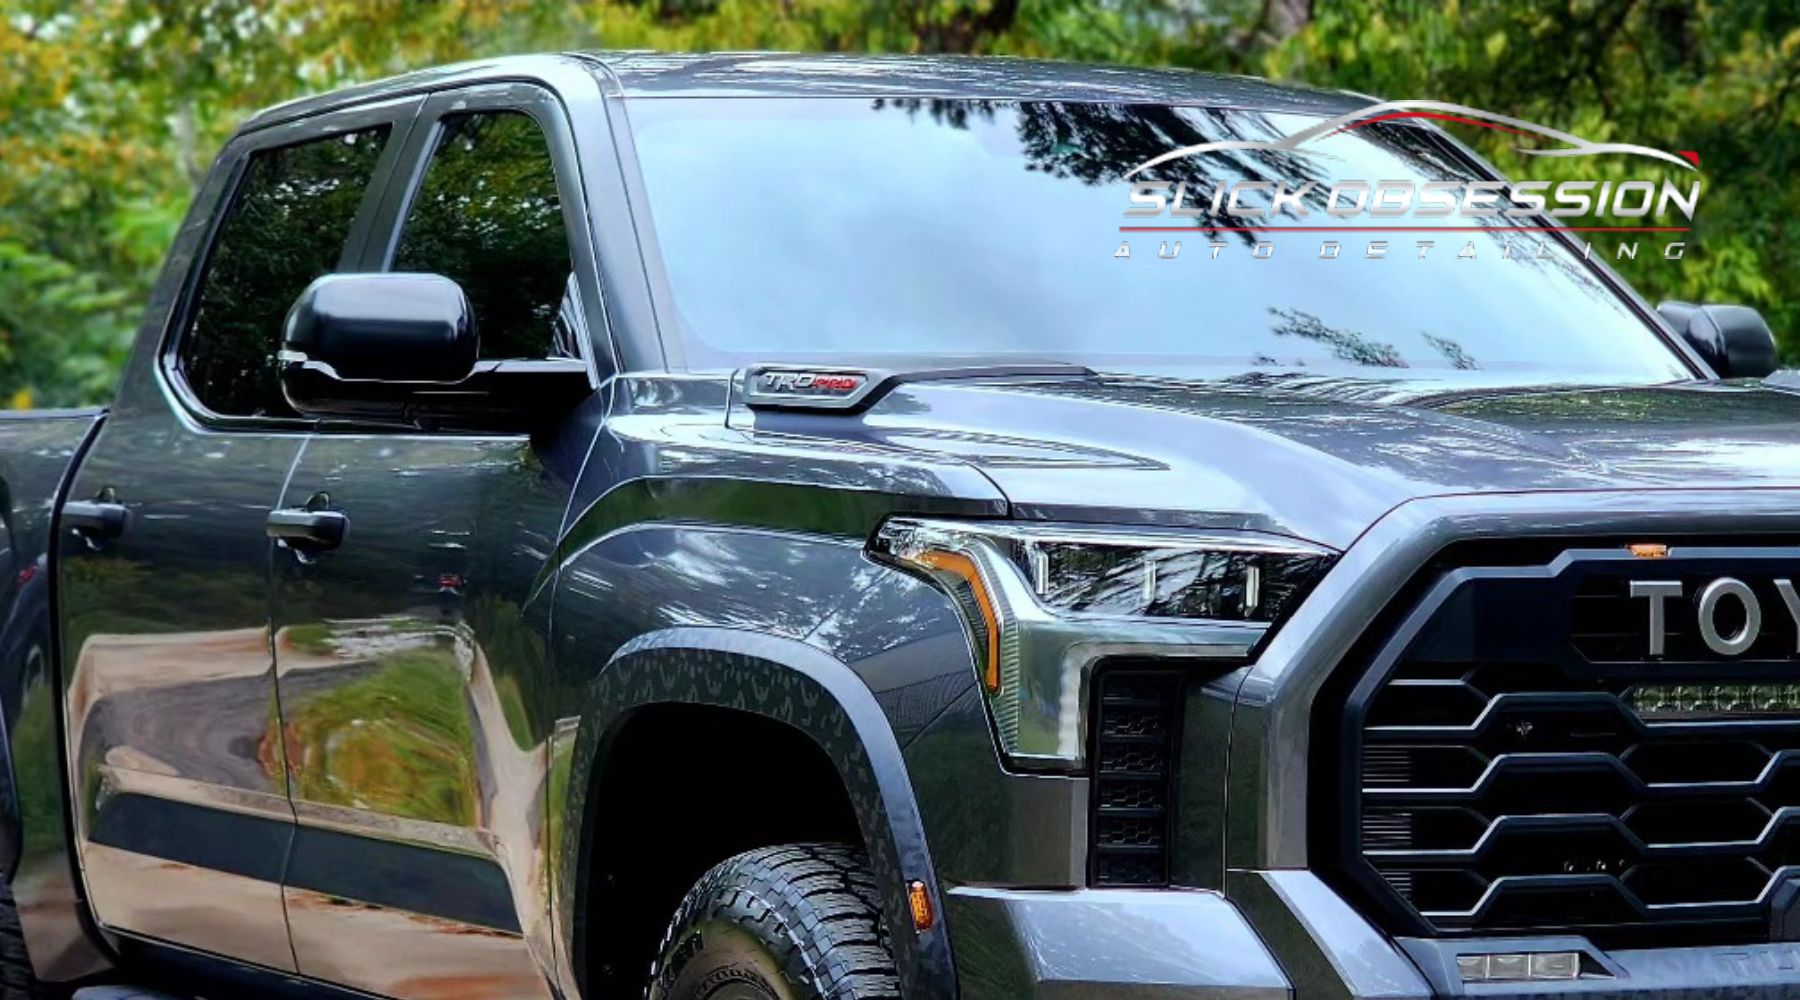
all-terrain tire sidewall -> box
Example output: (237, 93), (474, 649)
(647, 843), (899, 1000)
(652, 918), (800, 1000)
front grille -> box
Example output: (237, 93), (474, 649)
(1090, 671), (1181, 886)
(1334, 545), (1800, 945)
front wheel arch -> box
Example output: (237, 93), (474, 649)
(564, 627), (954, 1000)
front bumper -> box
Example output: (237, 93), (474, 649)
(944, 885), (1291, 999)
(1234, 869), (1800, 1000)
(951, 874), (1800, 999)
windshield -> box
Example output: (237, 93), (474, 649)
(627, 98), (1691, 386)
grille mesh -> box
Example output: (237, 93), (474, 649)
(1341, 553), (1800, 944)
(1090, 671), (1180, 887)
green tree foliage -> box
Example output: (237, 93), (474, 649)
(1, 0), (1794, 406)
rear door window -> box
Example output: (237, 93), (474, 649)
(178, 127), (389, 417)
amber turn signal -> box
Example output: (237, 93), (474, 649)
(907, 880), (934, 931)
(911, 549), (1001, 693)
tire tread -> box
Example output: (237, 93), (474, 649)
(648, 843), (899, 1000)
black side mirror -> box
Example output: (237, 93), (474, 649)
(280, 273), (590, 429)
(284, 272), (477, 382)
(1658, 300), (1779, 379)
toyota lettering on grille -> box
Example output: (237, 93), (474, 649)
(1630, 576), (1800, 657)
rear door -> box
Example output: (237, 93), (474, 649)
(269, 83), (601, 999)
(57, 100), (414, 968)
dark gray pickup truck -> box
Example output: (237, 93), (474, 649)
(1, 49), (1798, 1000)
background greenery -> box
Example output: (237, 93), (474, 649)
(2, 0), (1795, 407)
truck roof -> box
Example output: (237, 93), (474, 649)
(593, 51), (1369, 109)
(243, 51), (1375, 131)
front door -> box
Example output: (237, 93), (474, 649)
(270, 85), (599, 999)
(58, 102), (410, 968)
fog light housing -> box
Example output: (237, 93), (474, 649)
(869, 517), (1334, 767)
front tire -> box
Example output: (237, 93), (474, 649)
(647, 844), (899, 1000)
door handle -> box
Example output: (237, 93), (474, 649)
(63, 500), (128, 540)
(266, 508), (348, 551)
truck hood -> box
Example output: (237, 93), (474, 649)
(836, 374), (1800, 549)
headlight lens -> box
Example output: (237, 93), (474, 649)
(987, 527), (1330, 622)
(870, 517), (1336, 767)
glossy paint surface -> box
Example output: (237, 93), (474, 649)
(249, 71), (608, 998)
(270, 426), (578, 997)
(902, 687), (1090, 888)
(1226, 869), (1431, 1000)
(943, 885), (1290, 1000)
(838, 375), (1800, 549)
(36, 80), (417, 980)
(247, 52), (1376, 135)
(601, 50), (1376, 113)
(0, 410), (106, 981)
(545, 371), (1001, 996)
(59, 393), (305, 970)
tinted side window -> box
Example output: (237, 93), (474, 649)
(393, 111), (575, 360)
(179, 127), (389, 417)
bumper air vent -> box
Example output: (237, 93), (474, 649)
(1089, 671), (1181, 887)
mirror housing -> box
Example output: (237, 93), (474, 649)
(1658, 300), (1779, 379)
(280, 273), (590, 429)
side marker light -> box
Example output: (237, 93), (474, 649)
(907, 880), (934, 931)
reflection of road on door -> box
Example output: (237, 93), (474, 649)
(65, 626), (297, 969)
(274, 617), (558, 999)
(60, 618), (567, 998)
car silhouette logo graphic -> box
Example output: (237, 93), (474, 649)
(1124, 99), (1699, 179)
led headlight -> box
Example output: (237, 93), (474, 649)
(870, 518), (1335, 768)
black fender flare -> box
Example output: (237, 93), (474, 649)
(567, 625), (956, 1000)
